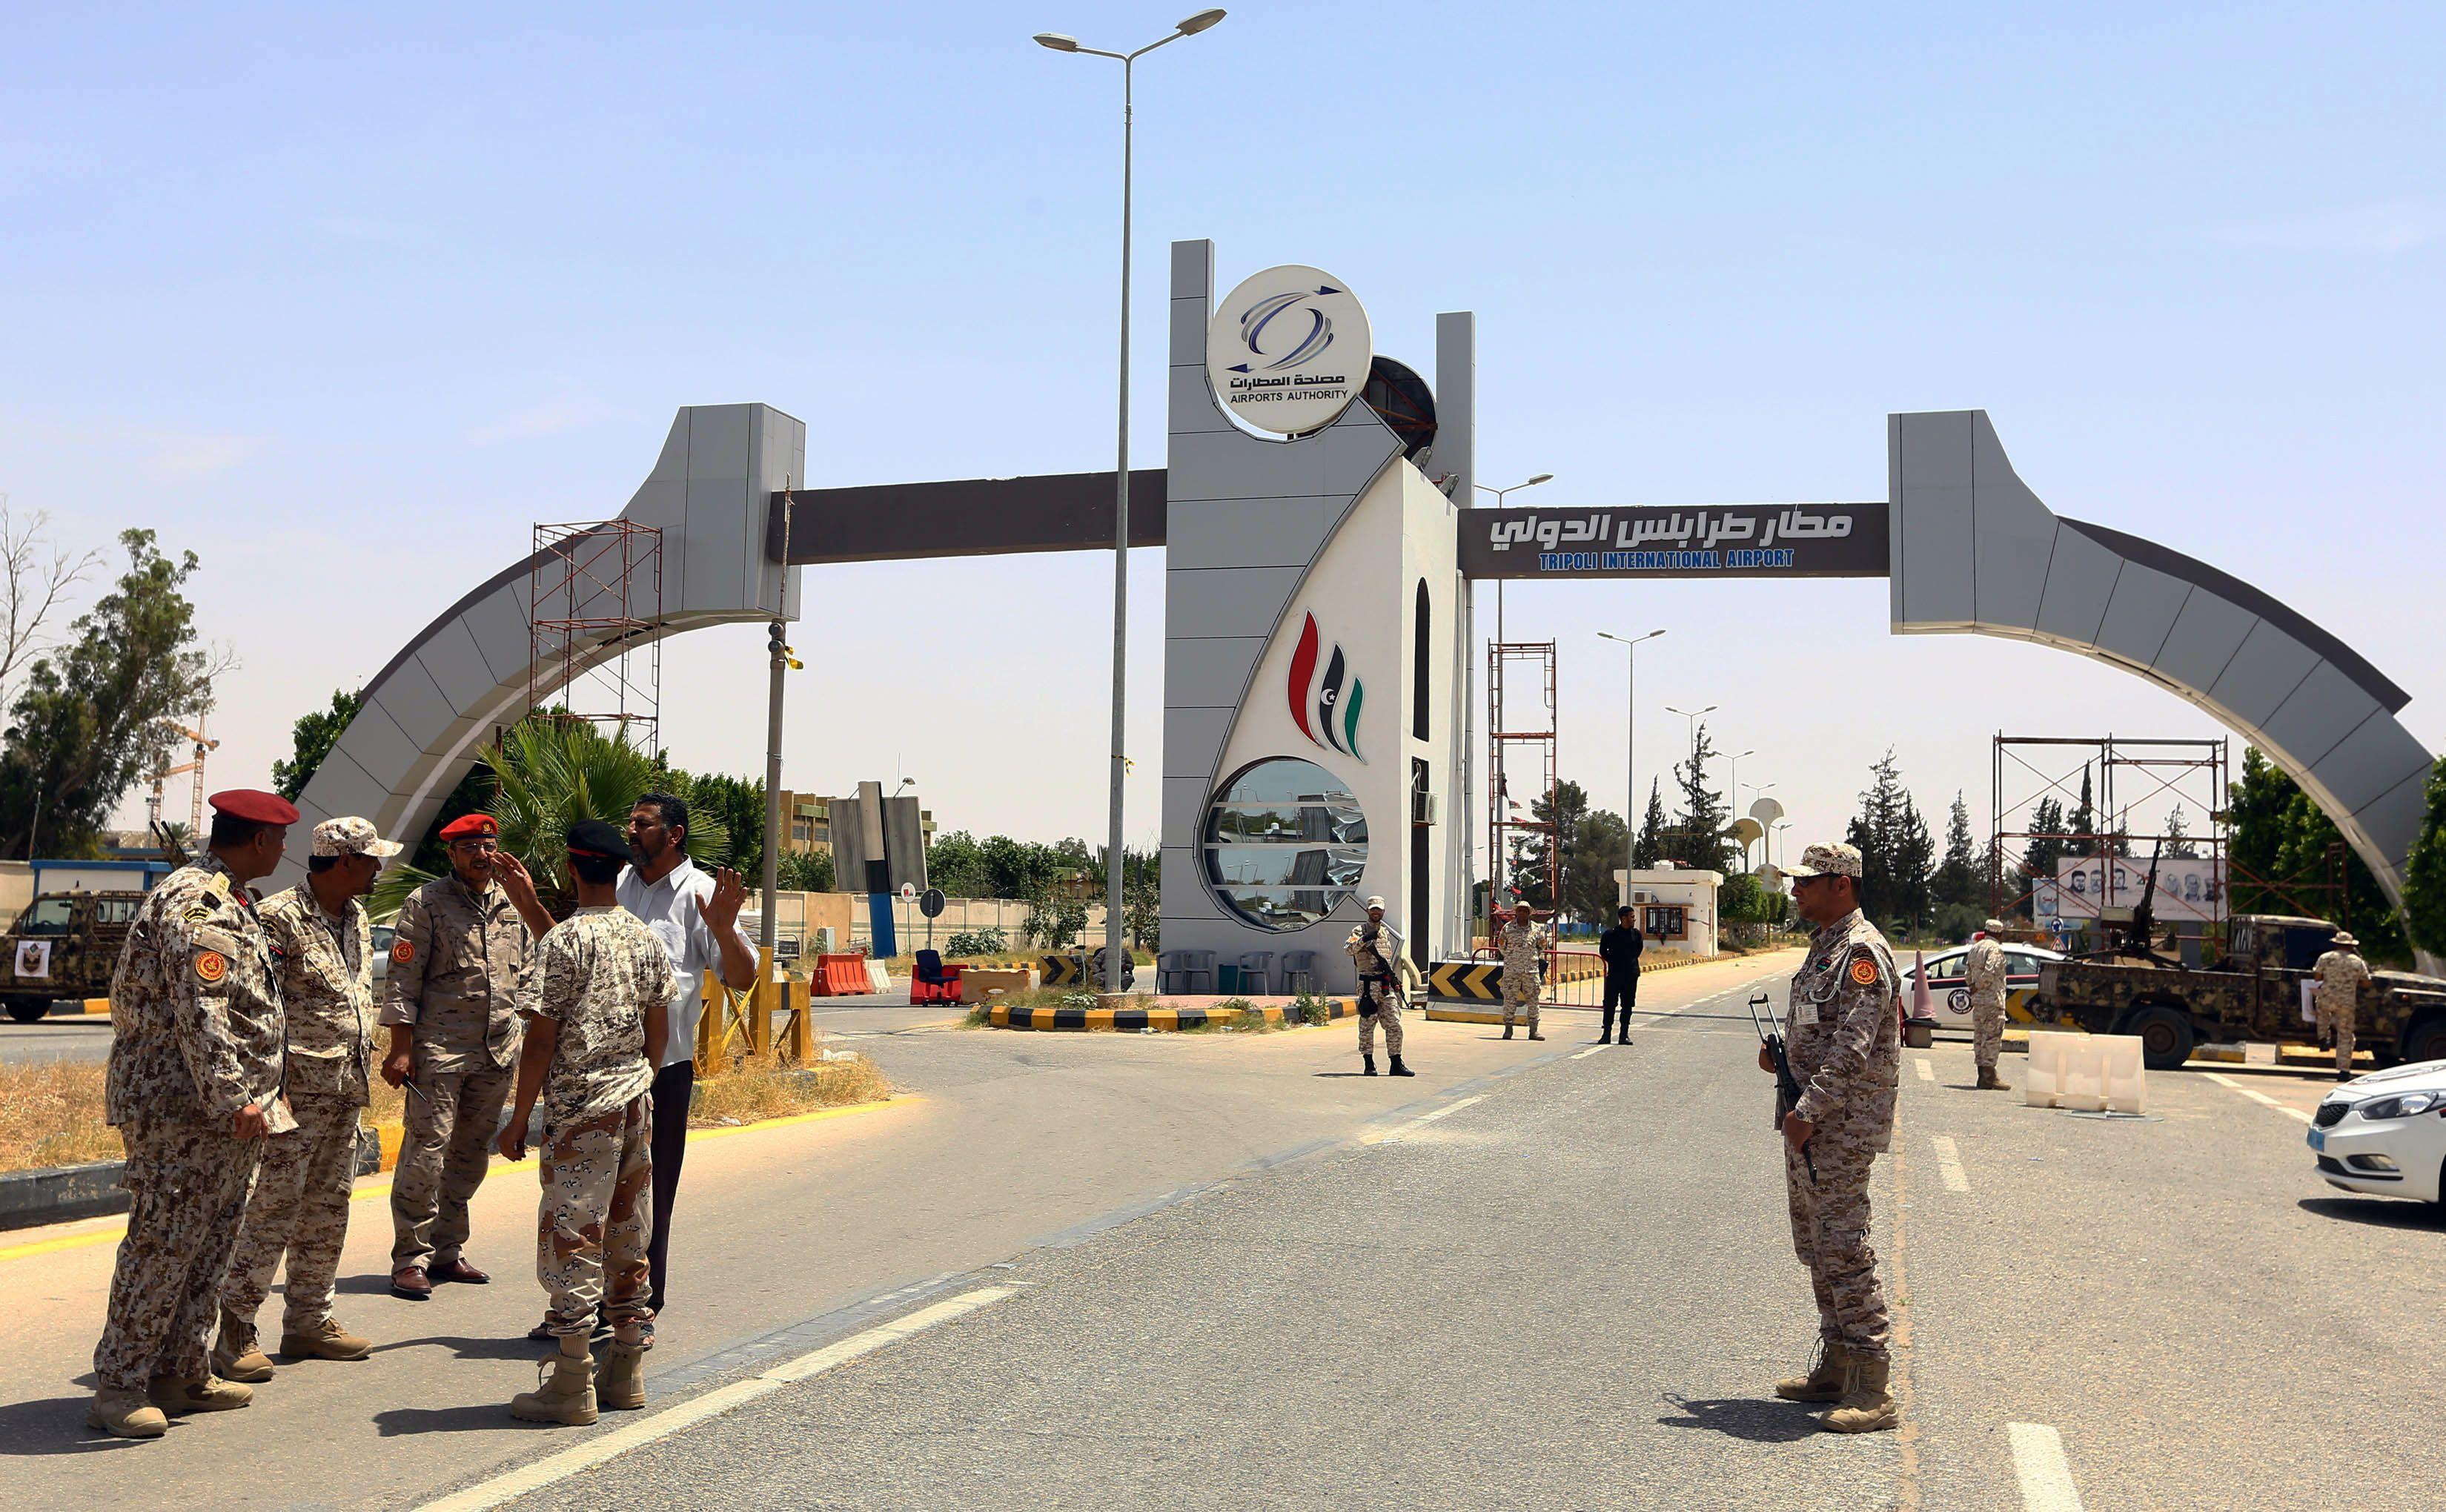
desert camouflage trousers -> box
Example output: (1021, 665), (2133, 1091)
(391, 1061), (513, 1268)
(1500, 973), (1540, 1029)
(1356, 978), (1404, 1056)
(2319, 1007), (2356, 1075)
(94, 1122), (263, 1390)
(1786, 1138), (1889, 1363)
(1971, 994), (2007, 1071)
(222, 1092), (363, 1330)
(537, 1092), (656, 1342)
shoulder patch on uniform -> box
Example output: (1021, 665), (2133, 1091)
(391, 938), (414, 965)
(194, 950), (228, 984)
(184, 905), (213, 926)
(1849, 957), (1880, 987)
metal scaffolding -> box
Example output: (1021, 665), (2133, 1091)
(1486, 640), (1560, 934)
(1990, 735), (2234, 935)
(528, 519), (664, 752)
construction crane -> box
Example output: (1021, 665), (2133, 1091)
(145, 717), (219, 835)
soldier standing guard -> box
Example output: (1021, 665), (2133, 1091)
(87, 789), (299, 1441)
(1963, 920), (2010, 1091)
(497, 820), (675, 1425)
(1763, 841), (1902, 1434)
(381, 812), (553, 1300)
(1345, 896), (1413, 1077)
(1497, 900), (1546, 1041)
(2313, 931), (2371, 1084)
(1597, 903), (1644, 1045)
(215, 816), (399, 1382)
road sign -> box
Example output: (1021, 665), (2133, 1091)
(919, 887), (946, 918)
(900, 882), (917, 902)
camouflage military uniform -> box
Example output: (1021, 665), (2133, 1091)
(1345, 921), (1406, 1058)
(2313, 946), (2371, 1077)
(1497, 918), (1545, 1032)
(222, 881), (374, 1335)
(1783, 908), (1902, 1365)
(1963, 937), (2009, 1075)
(528, 906), (673, 1340)
(93, 857), (288, 1393)
(382, 874), (529, 1270)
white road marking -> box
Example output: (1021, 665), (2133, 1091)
(2008, 1422), (2086, 1511)
(2204, 1072), (2315, 1124)
(1571, 1045), (1606, 1060)
(1930, 1135), (1970, 1192)
(1375, 1094), (1488, 1144)
(1915, 1058), (1935, 1081)
(415, 1286), (1017, 1512)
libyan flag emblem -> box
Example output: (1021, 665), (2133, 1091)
(1287, 612), (1365, 762)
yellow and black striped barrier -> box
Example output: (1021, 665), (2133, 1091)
(990, 998), (1357, 1032)
(1426, 961), (1503, 1001)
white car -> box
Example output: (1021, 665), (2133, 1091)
(1898, 941), (2068, 1027)
(2309, 1060), (2446, 1204)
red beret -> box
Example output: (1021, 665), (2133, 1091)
(208, 789), (299, 825)
(439, 813), (500, 841)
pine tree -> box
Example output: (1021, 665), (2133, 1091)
(1935, 790), (1979, 908)
(2401, 757), (2446, 958)
(1671, 725), (1734, 875)
(1847, 749), (1911, 924)
(2066, 766), (2098, 858)
(1634, 777), (1666, 869)
(2163, 804), (2199, 858)
(2021, 796), (2068, 915)
(1895, 796), (1937, 931)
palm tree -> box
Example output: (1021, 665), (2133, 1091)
(371, 718), (729, 922)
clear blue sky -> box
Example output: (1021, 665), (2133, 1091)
(6, 2), (2440, 864)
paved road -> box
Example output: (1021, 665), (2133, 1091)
(0, 1013), (113, 1065)
(5, 952), (2433, 1511)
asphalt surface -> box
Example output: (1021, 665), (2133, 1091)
(4, 952), (2434, 1511)
(0, 1013), (113, 1064)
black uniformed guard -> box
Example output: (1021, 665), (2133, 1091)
(1597, 905), (1644, 1044)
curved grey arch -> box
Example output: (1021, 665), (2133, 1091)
(1889, 410), (2435, 938)
(277, 403), (803, 892)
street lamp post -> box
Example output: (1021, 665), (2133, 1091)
(1726, 747), (1754, 823)
(1597, 629), (1665, 909)
(1474, 474), (1552, 643)
(1035, 8), (1227, 991)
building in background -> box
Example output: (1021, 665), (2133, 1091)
(1617, 864), (1723, 960)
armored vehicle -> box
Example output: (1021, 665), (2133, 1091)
(2038, 914), (2446, 1071)
(0, 891), (141, 1022)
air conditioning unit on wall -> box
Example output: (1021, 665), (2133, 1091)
(1411, 790), (1437, 825)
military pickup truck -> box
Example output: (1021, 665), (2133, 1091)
(2038, 914), (2446, 1071)
(0, 891), (141, 1022)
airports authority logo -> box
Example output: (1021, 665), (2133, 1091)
(1205, 264), (1372, 436)
(1287, 611), (1365, 763)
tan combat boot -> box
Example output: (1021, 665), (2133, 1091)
(148, 1374), (253, 1415)
(282, 1316), (373, 1361)
(510, 1347), (598, 1426)
(212, 1308), (276, 1383)
(86, 1388), (167, 1439)
(1772, 1341), (1849, 1402)
(1823, 1355), (1898, 1433)
(594, 1339), (649, 1410)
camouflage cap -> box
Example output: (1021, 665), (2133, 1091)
(1784, 841), (1863, 879)
(1983, 918), (2008, 934)
(313, 815), (402, 859)
(2332, 931), (2359, 949)
(1363, 895), (1386, 910)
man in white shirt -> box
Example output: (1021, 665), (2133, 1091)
(617, 792), (755, 1324)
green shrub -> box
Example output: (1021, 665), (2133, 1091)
(944, 926), (1007, 957)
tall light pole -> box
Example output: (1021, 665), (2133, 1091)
(1726, 749), (1754, 824)
(1035, 8), (1227, 991)
(1664, 703), (1717, 862)
(1474, 473), (1552, 643)
(1597, 629), (1665, 907)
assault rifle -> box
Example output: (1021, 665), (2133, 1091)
(1750, 990), (1815, 1184)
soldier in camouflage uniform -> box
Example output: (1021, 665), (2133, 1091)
(2314, 931), (2371, 1083)
(380, 812), (554, 1299)
(1765, 841), (1902, 1434)
(87, 789), (299, 1440)
(1497, 901), (1546, 1041)
(216, 817), (400, 1382)
(1963, 920), (2010, 1091)
(1345, 896), (1413, 1076)
(497, 819), (675, 1425)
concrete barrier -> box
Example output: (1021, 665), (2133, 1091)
(990, 998), (1356, 1032)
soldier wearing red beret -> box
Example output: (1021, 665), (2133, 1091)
(377, 811), (553, 1301)
(88, 789), (300, 1439)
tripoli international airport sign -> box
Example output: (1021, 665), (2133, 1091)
(1206, 265), (1372, 435)
(1458, 503), (1892, 579)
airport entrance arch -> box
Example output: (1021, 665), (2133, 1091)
(292, 239), (2434, 984)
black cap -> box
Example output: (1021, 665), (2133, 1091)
(566, 818), (629, 860)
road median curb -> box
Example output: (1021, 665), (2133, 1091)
(990, 999), (1359, 1032)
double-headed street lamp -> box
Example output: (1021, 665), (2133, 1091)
(1034, 8), (1227, 990)
(1474, 473), (1552, 643)
(1598, 629), (1666, 906)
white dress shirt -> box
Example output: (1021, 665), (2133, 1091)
(617, 855), (753, 1069)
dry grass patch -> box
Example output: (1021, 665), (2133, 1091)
(0, 1061), (123, 1174)
(689, 1055), (892, 1126)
